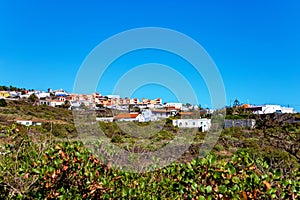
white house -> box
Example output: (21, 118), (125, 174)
(281, 107), (296, 114)
(20, 94), (31, 99)
(9, 91), (22, 98)
(16, 120), (32, 126)
(15, 120), (43, 126)
(140, 109), (152, 122)
(165, 102), (183, 110)
(114, 113), (140, 122)
(172, 118), (211, 132)
(40, 99), (65, 107)
(49, 100), (65, 107)
(113, 111), (155, 123)
(248, 104), (296, 114)
(35, 92), (51, 99)
(151, 110), (177, 120)
(70, 101), (81, 108)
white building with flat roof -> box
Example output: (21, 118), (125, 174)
(248, 104), (296, 114)
(172, 118), (211, 132)
(165, 103), (182, 110)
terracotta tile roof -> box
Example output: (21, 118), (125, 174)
(114, 113), (139, 119)
(166, 106), (180, 110)
(178, 112), (193, 116)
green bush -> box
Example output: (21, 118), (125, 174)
(0, 99), (7, 107)
(111, 135), (124, 143)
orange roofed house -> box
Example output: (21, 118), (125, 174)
(113, 112), (149, 122)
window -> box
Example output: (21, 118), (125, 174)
(193, 122), (196, 125)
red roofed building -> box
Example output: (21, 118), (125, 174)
(114, 112), (140, 122)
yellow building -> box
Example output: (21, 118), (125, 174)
(0, 91), (9, 98)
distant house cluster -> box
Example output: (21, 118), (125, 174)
(97, 106), (186, 123)
(0, 88), (164, 110)
(96, 108), (211, 132)
(1, 87), (298, 131)
(0, 90), (51, 99)
(42, 90), (163, 110)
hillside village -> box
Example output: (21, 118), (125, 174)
(0, 89), (299, 199)
(0, 87), (298, 132)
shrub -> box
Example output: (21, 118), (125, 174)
(0, 99), (7, 107)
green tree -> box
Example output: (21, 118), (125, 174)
(0, 86), (8, 91)
(0, 99), (7, 107)
(60, 100), (71, 109)
(28, 94), (38, 103)
(233, 99), (240, 107)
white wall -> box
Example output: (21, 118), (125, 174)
(141, 109), (152, 122)
(16, 120), (43, 126)
(49, 101), (65, 107)
(36, 92), (51, 99)
(172, 119), (211, 132)
(16, 120), (32, 126)
(152, 111), (171, 120)
(253, 105), (296, 114)
(165, 103), (183, 110)
(281, 107), (296, 114)
(96, 117), (114, 122)
(116, 118), (137, 122)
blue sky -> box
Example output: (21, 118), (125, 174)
(0, 0), (299, 110)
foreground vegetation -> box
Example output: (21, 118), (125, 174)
(0, 122), (299, 199)
(0, 100), (299, 199)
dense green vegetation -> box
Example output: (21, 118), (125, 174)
(0, 123), (299, 199)
(0, 101), (299, 199)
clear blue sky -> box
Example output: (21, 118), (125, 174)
(0, 0), (299, 110)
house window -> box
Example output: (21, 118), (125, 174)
(179, 122), (182, 126)
(185, 122), (188, 125)
(193, 122), (196, 125)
